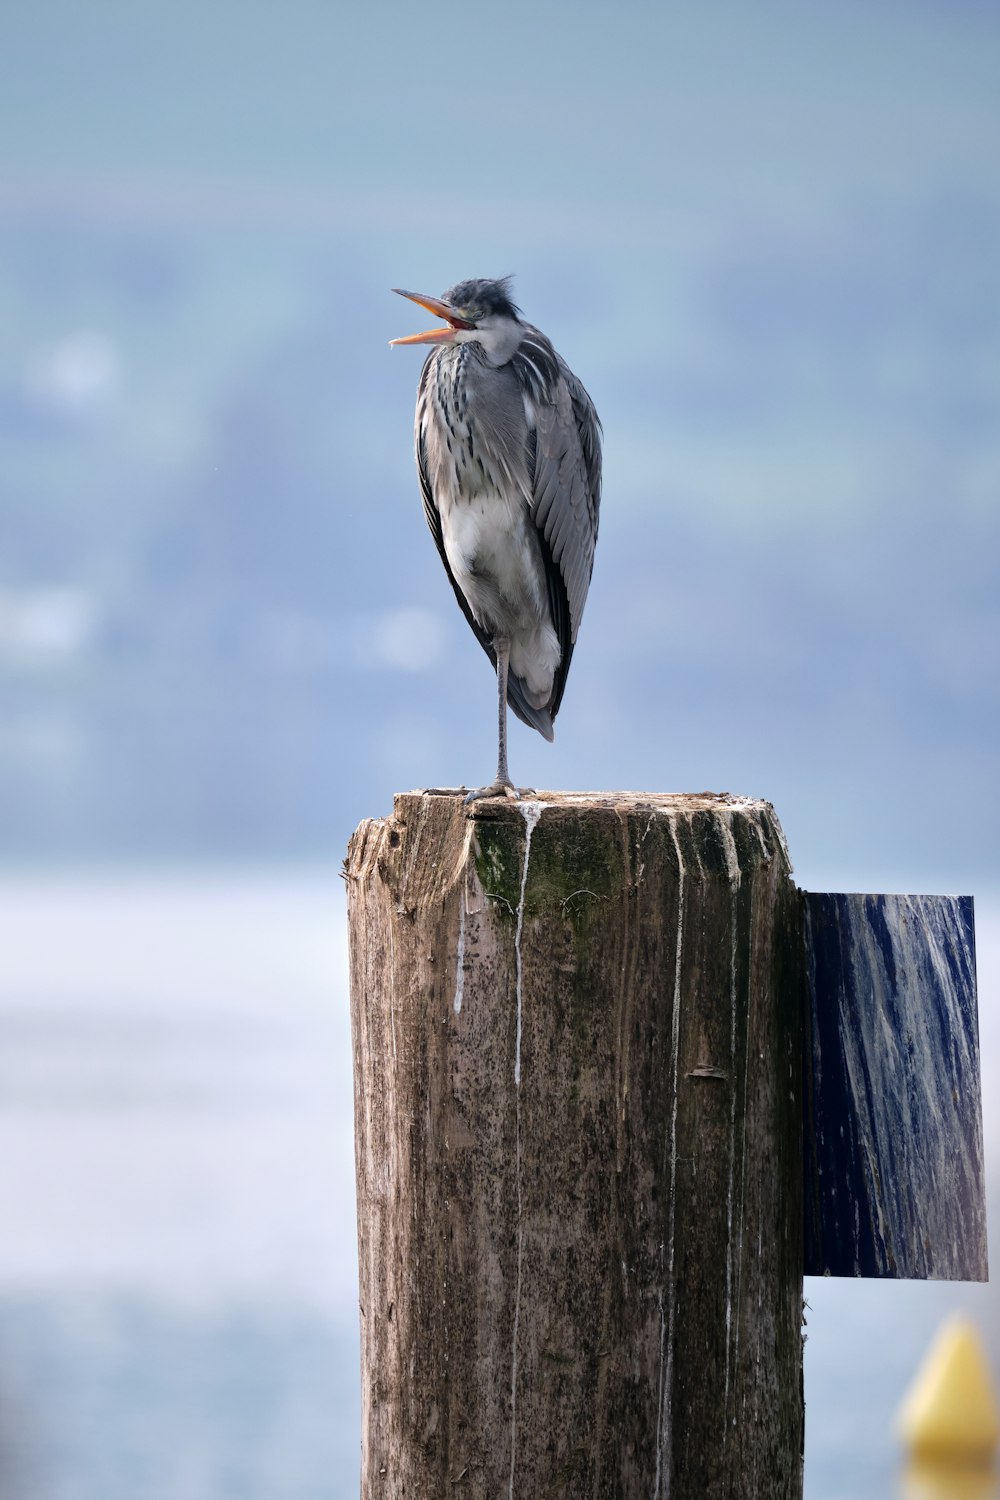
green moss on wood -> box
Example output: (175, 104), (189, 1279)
(472, 820), (524, 916)
(525, 813), (624, 919)
(473, 808), (630, 924)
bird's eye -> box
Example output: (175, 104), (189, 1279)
(464, 307), (482, 324)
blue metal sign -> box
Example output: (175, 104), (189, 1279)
(802, 893), (986, 1280)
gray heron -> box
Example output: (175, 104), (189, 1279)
(391, 277), (602, 802)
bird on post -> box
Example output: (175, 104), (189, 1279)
(390, 277), (602, 802)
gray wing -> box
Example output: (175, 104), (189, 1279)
(414, 355), (497, 666)
(414, 353), (556, 740)
(414, 337), (601, 736)
(516, 328), (602, 718)
(417, 419), (559, 740)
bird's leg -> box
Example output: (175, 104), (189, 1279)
(465, 639), (521, 803)
(494, 638), (514, 788)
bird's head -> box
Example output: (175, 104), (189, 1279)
(390, 277), (524, 366)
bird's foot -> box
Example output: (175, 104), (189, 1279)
(464, 779), (529, 805)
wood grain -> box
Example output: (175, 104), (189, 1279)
(803, 892), (986, 1280)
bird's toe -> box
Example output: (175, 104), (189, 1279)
(464, 780), (523, 805)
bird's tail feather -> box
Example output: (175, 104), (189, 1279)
(506, 674), (555, 743)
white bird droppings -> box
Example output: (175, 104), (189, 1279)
(513, 800), (543, 1089)
(509, 799), (543, 1500)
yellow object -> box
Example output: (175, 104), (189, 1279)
(897, 1316), (1000, 1466)
(900, 1456), (1000, 1500)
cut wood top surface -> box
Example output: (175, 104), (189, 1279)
(346, 788), (795, 915)
(399, 787), (779, 815)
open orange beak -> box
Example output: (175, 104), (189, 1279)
(389, 288), (475, 346)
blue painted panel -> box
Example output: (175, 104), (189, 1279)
(802, 893), (986, 1280)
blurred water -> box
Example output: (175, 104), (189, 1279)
(0, 870), (996, 1497)
(0, 1295), (358, 1500)
(0, 871), (359, 1498)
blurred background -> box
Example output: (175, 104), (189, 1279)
(1, 0), (998, 1494)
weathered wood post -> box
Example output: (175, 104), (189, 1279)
(347, 790), (804, 1497)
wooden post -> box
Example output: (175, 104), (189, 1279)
(346, 790), (804, 1498)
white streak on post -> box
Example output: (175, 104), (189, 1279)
(656, 811), (686, 1497)
(717, 812), (742, 1415)
(453, 881), (466, 1015)
(513, 801), (544, 1088)
(753, 820), (770, 861)
(717, 812), (741, 889)
(509, 798), (544, 1500)
(386, 912), (399, 1071)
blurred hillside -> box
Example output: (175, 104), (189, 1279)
(1, 1), (998, 882)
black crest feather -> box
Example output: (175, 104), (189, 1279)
(443, 276), (521, 321)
